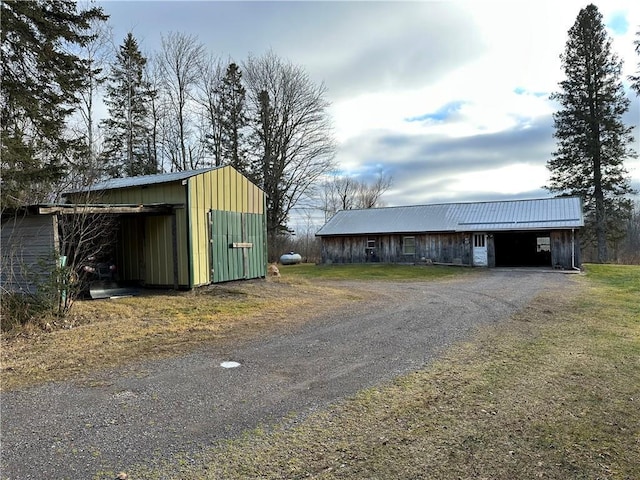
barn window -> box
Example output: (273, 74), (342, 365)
(367, 238), (376, 249)
(537, 236), (550, 252)
(473, 234), (486, 248)
(403, 236), (416, 255)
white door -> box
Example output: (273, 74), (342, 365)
(473, 233), (488, 266)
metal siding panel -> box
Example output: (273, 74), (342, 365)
(190, 174), (209, 286)
(144, 216), (173, 285)
(209, 210), (266, 283)
(0, 214), (56, 293)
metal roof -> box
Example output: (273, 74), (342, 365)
(315, 197), (584, 236)
(65, 166), (221, 193)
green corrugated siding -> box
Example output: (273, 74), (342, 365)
(210, 210), (266, 283)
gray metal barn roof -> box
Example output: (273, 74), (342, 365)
(65, 166), (221, 194)
(316, 197), (584, 236)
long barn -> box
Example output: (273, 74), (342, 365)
(316, 197), (584, 269)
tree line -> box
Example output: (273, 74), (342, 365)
(2, 1), (386, 242)
(1, 1), (638, 264)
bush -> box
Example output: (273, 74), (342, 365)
(0, 290), (54, 332)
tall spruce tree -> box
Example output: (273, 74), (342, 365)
(101, 32), (155, 177)
(218, 63), (249, 174)
(0, 0), (107, 207)
(630, 30), (640, 96)
(547, 4), (636, 263)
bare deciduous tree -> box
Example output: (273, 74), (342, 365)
(195, 54), (225, 166)
(243, 51), (336, 238)
(68, 10), (113, 186)
(158, 32), (206, 171)
(320, 170), (392, 221)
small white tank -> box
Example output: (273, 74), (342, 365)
(279, 252), (302, 265)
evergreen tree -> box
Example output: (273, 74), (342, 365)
(218, 63), (249, 174)
(0, 0), (107, 207)
(630, 30), (640, 96)
(547, 4), (636, 263)
(100, 33), (155, 177)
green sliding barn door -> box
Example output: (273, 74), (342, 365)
(210, 210), (266, 283)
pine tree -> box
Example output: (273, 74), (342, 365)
(0, 0), (107, 207)
(547, 4), (636, 263)
(218, 63), (249, 174)
(630, 30), (640, 96)
(100, 33), (155, 177)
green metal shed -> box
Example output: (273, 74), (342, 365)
(65, 166), (267, 288)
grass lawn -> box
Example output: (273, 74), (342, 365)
(136, 264), (637, 480)
(280, 262), (475, 281)
(0, 279), (356, 391)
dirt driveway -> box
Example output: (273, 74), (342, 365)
(0, 270), (575, 479)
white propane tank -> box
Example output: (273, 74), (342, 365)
(279, 252), (302, 265)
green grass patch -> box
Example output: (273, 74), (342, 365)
(132, 265), (640, 480)
(280, 262), (473, 281)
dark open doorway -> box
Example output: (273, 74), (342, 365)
(494, 231), (551, 267)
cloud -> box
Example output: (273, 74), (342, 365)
(336, 115), (556, 206)
(405, 101), (467, 123)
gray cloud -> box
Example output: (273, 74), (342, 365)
(340, 115), (555, 176)
(336, 115), (556, 205)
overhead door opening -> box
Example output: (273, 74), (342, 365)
(494, 231), (551, 267)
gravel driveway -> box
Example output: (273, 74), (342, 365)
(0, 270), (574, 479)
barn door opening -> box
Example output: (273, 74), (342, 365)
(473, 233), (488, 266)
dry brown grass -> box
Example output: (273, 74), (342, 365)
(0, 277), (361, 391)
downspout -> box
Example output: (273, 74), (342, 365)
(571, 228), (580, 271)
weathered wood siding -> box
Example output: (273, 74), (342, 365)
(321, 233), (472, 265)
(1, 214), (57, 293)
(321, 229), (580, 268)
(551, 229), (580, 269)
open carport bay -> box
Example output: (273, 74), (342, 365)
(494, 231), (551, 267)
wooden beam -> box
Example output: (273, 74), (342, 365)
(37, 205), (179, 215)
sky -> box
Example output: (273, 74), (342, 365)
(98, 0), (640, 221)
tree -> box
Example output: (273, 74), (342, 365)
(320, 171), (392, 221)
(630, 29), (640, 96)
(219, 63), (250, 174)
(0, 0), (107, 208)
(243, 51), (336, 239)
(546, 4), (636, 263)
(157, 32), (206, 171)
(101, 32), (156, 177)
(67, 9), (113, 187)
(195, 55), (225, 166)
